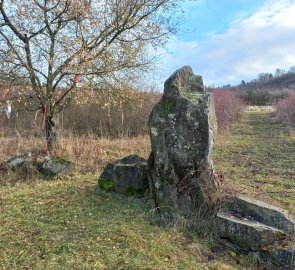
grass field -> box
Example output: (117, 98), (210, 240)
(0, 109), (294, 269)
(213, 110), (295, 214)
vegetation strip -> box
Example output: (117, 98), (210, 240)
(213, 110), (295, 213)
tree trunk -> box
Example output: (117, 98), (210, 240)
(45, 114), (59, 151)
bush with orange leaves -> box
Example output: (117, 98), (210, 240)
(276, 92), (295, 127)
(212, 89), (245, 130)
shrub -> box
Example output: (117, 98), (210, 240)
(0, 89), (161, 138)
(276, 92), (295, 126)
(212, 89), (244, 130)
(1, 87), (245, 137)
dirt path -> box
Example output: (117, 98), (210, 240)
(213, 110), (295, 213)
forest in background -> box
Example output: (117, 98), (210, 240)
(209, 66), (295, 105)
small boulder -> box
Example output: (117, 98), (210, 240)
(6, 153), (31, 169)
(217, 195), (295, 267)
(39, 156), (73, 177)
(98, 155), (148, 195)
(2, 153), (40, 181)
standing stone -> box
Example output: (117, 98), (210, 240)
(148, 66), (218, 220)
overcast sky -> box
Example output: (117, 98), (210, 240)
(156, 0), (295, 87)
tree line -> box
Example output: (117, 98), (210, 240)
(209, 66), (295, 105)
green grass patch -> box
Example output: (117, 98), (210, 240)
(0, 174), (239, 270)
(213, 111), (295, 213)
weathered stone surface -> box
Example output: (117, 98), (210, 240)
(6, 153), (31, 168)
(98, 155), (148, 195)
(148, 66), (218, 219)
(39, 156), (73, 177)
(216, 212), (285, 251)
(3, 153), (38, 178)
(267, 246), (295, 268)
(235, 195), (295, 233)
(164, 65), (205, 95)
(218, 195), (295, 267)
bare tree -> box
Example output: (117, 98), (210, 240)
(0, 0), (179, 149)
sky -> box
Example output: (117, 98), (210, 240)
(156, 0), (295, 87)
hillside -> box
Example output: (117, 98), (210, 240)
(209, 70), (295, 105)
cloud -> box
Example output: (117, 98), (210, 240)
(158, 0), (295, 86)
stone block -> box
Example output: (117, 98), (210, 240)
(235, 195), (295, 233)
(216, 212), (285, 251)
(98, 155), (148, 195)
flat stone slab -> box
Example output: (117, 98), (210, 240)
(216, 212), (285, 251)
(266, 245), (295, 268)
(235, 195), (295, 233)
(39, 156), (73, 177)
(6, 153), (31, 168)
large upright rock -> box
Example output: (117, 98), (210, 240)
(148, 66), (218, 220)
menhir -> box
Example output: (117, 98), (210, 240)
(148, 66), (218, 221)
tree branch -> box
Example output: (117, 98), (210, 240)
(0, 2), (26, 42)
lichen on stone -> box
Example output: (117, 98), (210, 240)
(54, 156), (66, 163)
(151, 127), (158, 137)
(159, 100), (177, 117)
(99, 179), (114, 191)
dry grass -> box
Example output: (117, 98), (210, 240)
(246, 105), (275, 111)
(0, 133), (240, 270)
(0, 133), (150, 172)
(0, 132), (150, 186)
